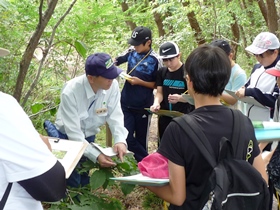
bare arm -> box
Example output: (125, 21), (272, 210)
(146, 160), (186, 206)
(220, 93), (237, 105)
(150, 86), (163, 112)
(252, 154), (268, 184)
(127, 76), (156, 89)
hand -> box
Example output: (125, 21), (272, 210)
(235, 86), (245, 98)
(168, 94), (181, 104)
(127, 76), (142, 86)
(40, 134), (52, 151)
(150, 103), (160, 112)
(113, 143), (127, 162)
(97, 153), (116, 168)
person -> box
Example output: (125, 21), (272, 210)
(150, 41), (194, 142)
(261, 60), (280, 210)
(145, 44), (268, 209)
(210, 39), (247, 108)
(235, 32), (280, 121)
(0, 47), (66, 209)
(115, 26), (162, 162)
(52, 53), (128, 188)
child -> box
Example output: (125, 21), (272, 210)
(115, 26), (162, 162)
(150, 41), (194, 142)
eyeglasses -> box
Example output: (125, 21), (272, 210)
(162, 56), (177, 62)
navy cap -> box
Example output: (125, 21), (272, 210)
(85, 53), (122, 79)
(210, 40), (231, 55)
(128, 26), (152, 46)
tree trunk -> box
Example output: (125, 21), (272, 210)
(13, 0), (59, 102)
(266, 0), (279, 34)
(257, 0), (268, 25)
(22, 0), (78, 106)
(121, 2), (137, 30)
(182, 2), (205, 45)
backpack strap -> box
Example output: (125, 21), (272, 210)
(230, 109), (246, 159)
(173, 115), (217, 168)
(0, 183), (12, 209)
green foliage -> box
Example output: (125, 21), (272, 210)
(142, 191), (164, 210)
(46, 156), (139, 210)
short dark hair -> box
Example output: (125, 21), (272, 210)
(184, 44), (231, 96)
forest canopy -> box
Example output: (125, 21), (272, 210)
(0, 0), (279, 131)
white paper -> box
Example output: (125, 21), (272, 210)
(91, 143), (134, 157)
(119, 72), (132, 80)
(225, 89), (265, 108)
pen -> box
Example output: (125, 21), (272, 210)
(169, 103), (172, 111)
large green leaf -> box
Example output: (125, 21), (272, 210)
(90, 169), (107, 190)
(74, 40), (87, 58)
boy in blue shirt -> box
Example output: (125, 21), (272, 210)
(115, 26), (162, 162)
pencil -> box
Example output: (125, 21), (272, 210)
(169, 103), (172, 111)
(182, 90), (188, 94)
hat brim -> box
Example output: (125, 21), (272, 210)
(245, 45), (267, 55)
(127, 38), (143, 46)
(0, 48), (10, 57)
(100, 66), (123, 79)
(266, 69), (280, 77)
(160, 54), (179, 59)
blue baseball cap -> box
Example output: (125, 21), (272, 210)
(85, 53), (122, 79)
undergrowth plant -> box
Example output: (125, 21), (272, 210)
(45, 156), (139, 210)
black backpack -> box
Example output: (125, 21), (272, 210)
(173, 109), (270, 210)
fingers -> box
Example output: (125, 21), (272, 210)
(98, 154), (116, 168)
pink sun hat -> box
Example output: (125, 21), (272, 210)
(266, 60), (280, 77)
(138, 152), (169, 179)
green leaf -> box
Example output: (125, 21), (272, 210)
(74, 40), (87, 58)
(120, 183), (135, 196)
(90, 169), (107, 190)
(31, 102), (44, 114)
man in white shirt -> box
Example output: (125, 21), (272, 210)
(0, 48), (66, 210)
(53, 53), (128, 187)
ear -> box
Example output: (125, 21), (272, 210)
(87, 75), (96, 84)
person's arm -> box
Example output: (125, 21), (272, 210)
(114, 50), (130, 66)
(19, 161), (66, 202)
(245, 87), (277, 108)
(220, 93), (237, 105)
(146, 160), (186, 206)
(106, 80), (128, 161)
(150, 86), (163, 112)
(126, 77), (156, 89)
(252, 154), (268, 184)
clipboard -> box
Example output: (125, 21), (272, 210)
(49, 138), (88, 178)
(181, 94), (195, 105)
(145, 108), (183, 118)
(110, 173), (169, 186)
(225, 89), (266, 108)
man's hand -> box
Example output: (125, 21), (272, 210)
(97, 154), (116, 168)
(40, 134), (52, 151)
(113, 143), (127, 162)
